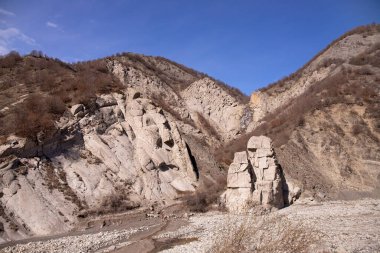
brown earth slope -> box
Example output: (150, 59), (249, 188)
(218, 24), (380, 200)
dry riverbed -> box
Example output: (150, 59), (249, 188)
(1, 199), (379, 253)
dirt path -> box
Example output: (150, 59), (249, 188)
(0, 204), (191, 253)
(0, 208), (156, 251)
(108, 219), (188, 253)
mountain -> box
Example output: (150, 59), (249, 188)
(218, 24), (380, 200)
(0, 24), (379, 242)
(0, 49), (249, 240)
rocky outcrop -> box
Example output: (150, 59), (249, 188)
(0, 89), (198, 240)
(107, 58), (191, 121)
(223, 136), (294, 212)
(181, 77), (246, 140)
(247, 136), (284, 208)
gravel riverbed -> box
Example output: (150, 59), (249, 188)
(1, 199), (379, 253)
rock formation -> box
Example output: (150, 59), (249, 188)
(0, 89), (198, 240)
(223, 136), (288, 211)
(181, 77), (246, 140)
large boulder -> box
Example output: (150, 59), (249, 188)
(223, 136), (292, 212)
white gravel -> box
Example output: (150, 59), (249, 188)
(1, 199), (379, 253)
(158, 198), (380, 253)
(1, 226), (150, 253)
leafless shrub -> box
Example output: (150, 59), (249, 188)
(151, 93), (197, 128)
(0, 136), (6, 145)
(45, 96), (66, 115)
(210, 215), (322, 253)
(349, 42), (380, 67)
(214, 131), (253, 166)
(97, 193), (138, 214)
(355, 66), (373, 75)
(81, 150), (103, 165)
(350, 53), (369, 66)
(211, 217), (251, 253)
(352, 124), (364, 136)
(0, 51), (22, 68)
(29, 50), (45, 58)
(12, 94), (65, 139)
(298, 116), (305, 127)
(318, 58), (345, 68)
(43, 163), (86, 210)
(0, 201), (19, 231)
(196, 112), (221, 140)
(365, 103), (380, 120)
(0, 54), (123, 139)
(14, 99), (54, 139)
(182, 175), (226, 213)
(82, 190), (139, 218)
(214, 79), (249, 104)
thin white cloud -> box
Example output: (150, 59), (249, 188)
(0, 27), (36, 55)
(46, 21), (58, 28)
(0, 8), (15, 16)
(0, 45), (9, 55)
(0, 28), (35, 44)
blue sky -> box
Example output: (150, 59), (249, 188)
(0, 0), (379, 94)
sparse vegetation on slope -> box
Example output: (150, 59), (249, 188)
(0, 51), (248, 144)
(259, 23), (380, 95)
(216, 27), (380, 166)
(0, 53), (123, 140)
(217, 66), (379, 165)
(110, 52), (248, 103)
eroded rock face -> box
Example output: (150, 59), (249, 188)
(108, 59), (249, 141)
(0, 89), (198, 240)
(223, 136), (293, 212)
(120, 90), (198, 199)
(247, 136), (284, 209)
(181, 77), (246, 140)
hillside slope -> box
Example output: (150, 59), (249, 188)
(219, 24), (380, 199)
(0, 51), (248, 241)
